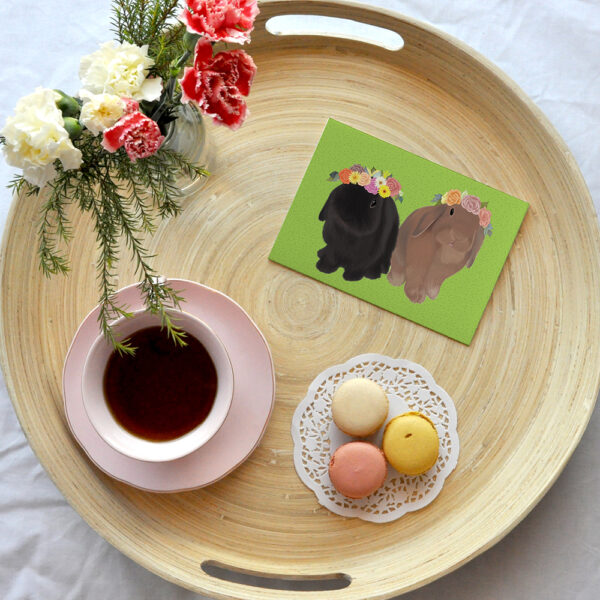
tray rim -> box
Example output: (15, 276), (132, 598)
(1, 0), (599, 597)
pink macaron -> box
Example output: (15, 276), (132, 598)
(328, 441), (388, 499)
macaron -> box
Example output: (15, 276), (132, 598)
(382, 412), (439, 476)
(331, 377), (388, 437)
(328, 441), (388, 499)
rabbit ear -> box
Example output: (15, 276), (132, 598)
(319, 195), (332, 221)
(466, 226), (485, 268)
(412, 204), (446, 237)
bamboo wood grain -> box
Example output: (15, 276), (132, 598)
(1, 1), (599, 598)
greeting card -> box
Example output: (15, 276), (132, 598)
(269, 119), (528, 344)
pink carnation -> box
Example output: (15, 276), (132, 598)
(180, 0), (259, 44)
(121, 97), (140, 114)
(461, 194), (481, 214)
(180, 38), (256, 130)
(102, 112), (164, 161)
(364, 178), (379, 195)
(479, 207), (492, 228)
(386, 177), (401, 197)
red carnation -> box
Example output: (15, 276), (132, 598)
(179, 38), (257, 130)
(102, 111), (164, 161)
(180, 0), (259, 44)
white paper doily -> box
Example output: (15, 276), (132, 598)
(292, 354), (459, 523)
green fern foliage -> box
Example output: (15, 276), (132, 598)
(10, 130), (207, 355)
(110, 0), (187, 80)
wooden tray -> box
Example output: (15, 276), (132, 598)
(1, 1), (599, 597)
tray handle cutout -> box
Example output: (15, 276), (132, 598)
(265, 15), (404, 51)
(202, 561), (352, 592)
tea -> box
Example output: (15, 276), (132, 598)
(103, 326), (217, 441)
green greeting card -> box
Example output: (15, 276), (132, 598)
(269, 119), (528, 344)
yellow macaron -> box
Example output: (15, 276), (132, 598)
(382, 412), (439, 475)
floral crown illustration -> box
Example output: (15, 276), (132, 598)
(432, 189), (493, 236)
(327, 164), (403, 201)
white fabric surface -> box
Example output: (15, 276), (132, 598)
(1, 1), (599, 598)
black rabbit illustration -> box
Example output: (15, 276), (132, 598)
(317, 183), (399, 281)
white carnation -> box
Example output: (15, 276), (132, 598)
(79, 41), (162, 101)
(1, 87), (82, 188)
(79, 90), (125, 135)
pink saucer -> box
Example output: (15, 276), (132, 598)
(63, 279), (275, 492)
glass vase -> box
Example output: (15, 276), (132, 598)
(162, 103), (212, 198)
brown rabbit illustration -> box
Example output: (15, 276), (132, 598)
(388, 203), (485, 303)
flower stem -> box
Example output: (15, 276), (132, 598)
(174, 48), (192, 70)
(150, 48), (192, 123)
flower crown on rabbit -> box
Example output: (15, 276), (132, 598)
(432, 189), (493, 237)
(327, 164), (403, 201)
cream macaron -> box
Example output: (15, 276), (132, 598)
(331, 377), (389, 437)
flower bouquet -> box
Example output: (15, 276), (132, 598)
(431, 190), (493, 236)
(0, 0), (259, 353)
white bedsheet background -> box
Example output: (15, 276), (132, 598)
(1, 1), (599, 598)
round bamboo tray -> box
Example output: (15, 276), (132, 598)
(1, 1), (599, 598)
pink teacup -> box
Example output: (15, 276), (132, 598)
(81, 309), (234, 462)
